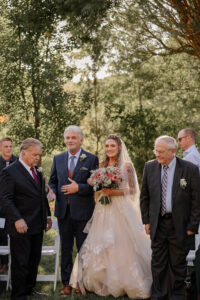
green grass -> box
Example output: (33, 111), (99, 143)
(0, 228), (140, 300)
(0, 284), (134, 300)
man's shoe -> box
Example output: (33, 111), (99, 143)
(75, 287), (82, 295)
(60, 285), (72, 296)
(28, 290), (48, 297)
(0, 264), (8, 274)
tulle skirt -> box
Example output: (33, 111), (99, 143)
(70, 195), (152, 299)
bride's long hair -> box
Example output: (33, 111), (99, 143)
(100, 134), (140, 212)
(100, 134), (122, 168)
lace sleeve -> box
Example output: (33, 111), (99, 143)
(120, 162), (138, 195)
(117, 140), (140, 215)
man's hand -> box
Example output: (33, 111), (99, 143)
(15, 219), (28, 234)
(187, 230), (195, 236)
(46, 218), (52, 231)
(61, 178), (79, 195)
(145, 224), (150, 235)
(47, 185), (56, 201)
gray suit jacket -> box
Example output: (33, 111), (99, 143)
(140, 156), (200, 246)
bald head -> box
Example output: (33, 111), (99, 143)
(178, 128), (195, 151)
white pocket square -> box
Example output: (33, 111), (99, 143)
(80, 167), (88, 171)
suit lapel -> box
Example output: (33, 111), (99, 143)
(172, 157), (183, 204)
(18, 161), (41, 190)
(36, 169), (44, 190)
(64, 152), (69, 180)
(72, 149), (85, 178)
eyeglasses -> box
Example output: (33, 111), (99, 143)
(178, 136), (187, 142)
(153, 149), (167, 155)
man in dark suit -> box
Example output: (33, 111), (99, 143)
(140, 135), (200, 300)
(0, 138), (52, 300)
(48, 125), (98, 296)
(0, 137), (18, 274)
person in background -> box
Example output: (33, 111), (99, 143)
(0, 137), (18, 274)
(178, 128), (200, 250)
(178, 128), (200, 172)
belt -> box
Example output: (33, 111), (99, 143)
(161, 213), (172, 219)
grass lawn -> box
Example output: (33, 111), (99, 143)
(0, 226), (141, 300)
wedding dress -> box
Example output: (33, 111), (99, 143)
(70, 141), (152, 299)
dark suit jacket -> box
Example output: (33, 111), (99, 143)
(48, 149), (99, 220)
(140, 156), (200, 246)
(0, 160), (51, 235)
(0, 154), (18, 217)
(0, 154), (18, 172)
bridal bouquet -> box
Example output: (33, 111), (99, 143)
(88, 166), (122, 205)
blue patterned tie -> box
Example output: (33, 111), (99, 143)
(161, 166), (168, 216)
(69, 156), (76, 173)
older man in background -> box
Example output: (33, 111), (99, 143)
(0, 137), (18, 274)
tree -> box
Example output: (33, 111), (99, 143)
(109, 0), (200, 61)
(0, 1), (92, 152)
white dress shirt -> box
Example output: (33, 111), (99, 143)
(183, 145), (200, 173)
(19, 157), (36, 179)
(68, 149), (82, 170)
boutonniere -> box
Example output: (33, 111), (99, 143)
(37, 166), (43, 173)
(80, 154), (87, 161)
(180, 178), (187, 189)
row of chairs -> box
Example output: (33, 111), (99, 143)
(0, 219), (60, 292)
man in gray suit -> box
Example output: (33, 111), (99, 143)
(140, 135), (200, 300)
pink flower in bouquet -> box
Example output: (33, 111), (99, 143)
(88, 166), (123, 205)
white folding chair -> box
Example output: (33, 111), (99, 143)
(186, 225), (200, 266)
(36, 219), (60, 291)
(0, 235), (11, 290)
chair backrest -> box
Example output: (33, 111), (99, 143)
(195, 224), (200, 250)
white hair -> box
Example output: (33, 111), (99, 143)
(155, 135), (177, 151)
(64, 125), (83, 139)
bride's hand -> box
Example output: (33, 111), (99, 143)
(101, 188), (112, 196)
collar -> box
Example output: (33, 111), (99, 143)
(0, 154), (15, 163)
(68, 148), (82, 159)
(183, 145), (196, 157)
(162, 156), (176, 170)
(19, 157), (35, 171)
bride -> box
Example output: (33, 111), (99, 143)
(70, 134), (152, 299)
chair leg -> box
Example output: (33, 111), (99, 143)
(54, 250), (59, 292)
(6, 254), (11, 290)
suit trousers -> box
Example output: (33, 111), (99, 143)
(151, 216), (189, 300)
(10, 231), (43, 300)
(0, 228), (8, 265)
(58, 207), (88, 285)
